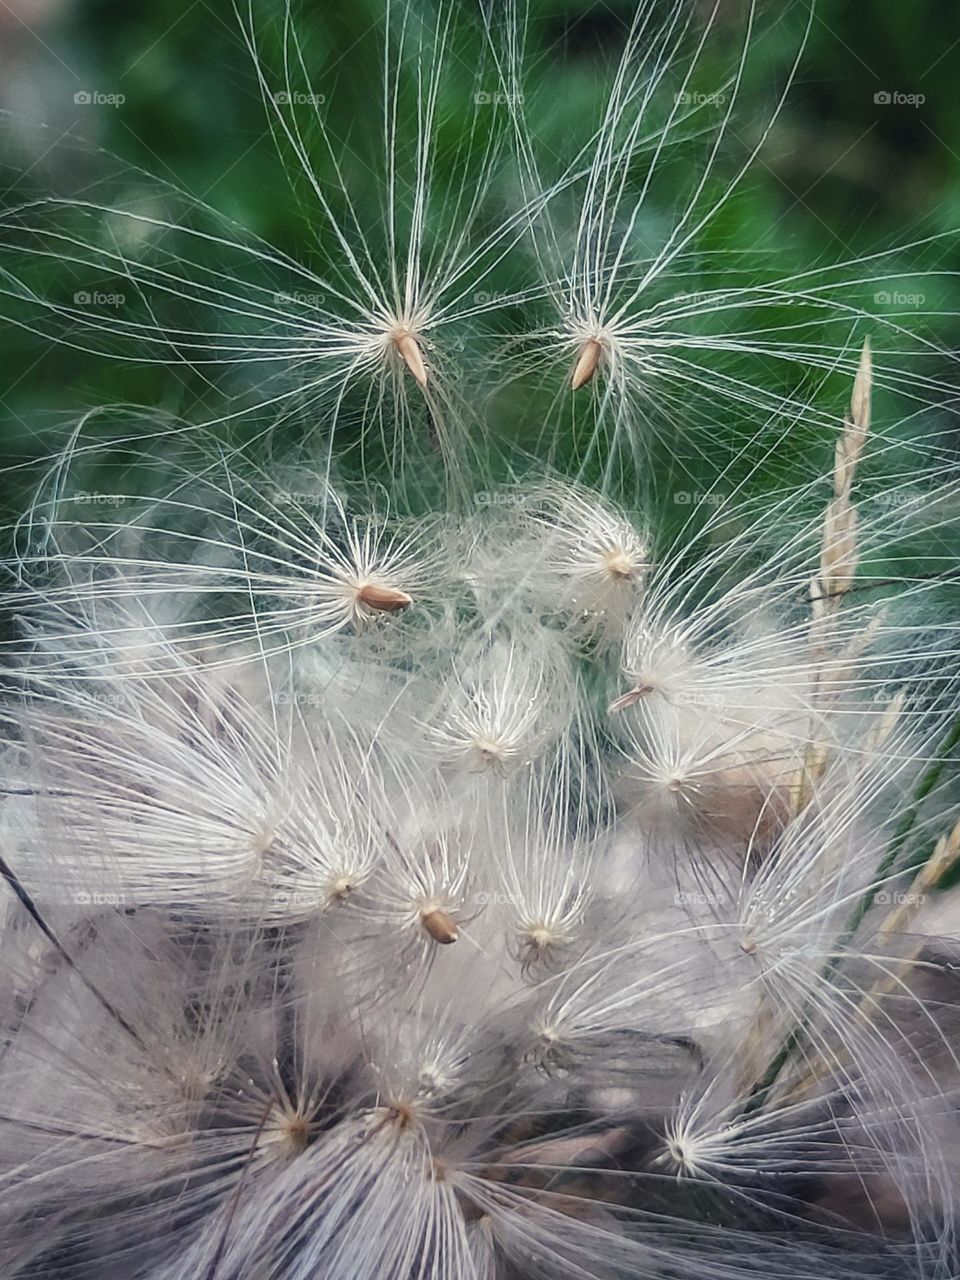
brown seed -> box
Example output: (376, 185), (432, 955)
(393, 330), (428, 388)
(570, 337), (603, 391)
(607, 684), (652, 714)
(356, 582), (412, 613)
(420, 907), (459, 945)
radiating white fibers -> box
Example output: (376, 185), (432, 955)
(3, 423), (960, 1279)
(2, 2), (960, 1279)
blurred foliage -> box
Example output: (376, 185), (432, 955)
(1, 0), (959, 525)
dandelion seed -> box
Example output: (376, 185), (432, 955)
(570, 337), (605, 391)
(480, 481), (650, 643)
(608, 683), (652, 714)
(355, 581), (414, 613)
(392, 327), (429, 389)
(420, 905), (460, 945)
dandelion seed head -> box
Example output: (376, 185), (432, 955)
(514, 909), (582, 977)
(2, 5), (960, 1278)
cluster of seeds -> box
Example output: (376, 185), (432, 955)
(1, 4), (960, 1278)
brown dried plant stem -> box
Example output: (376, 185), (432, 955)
(792, 339), (871, 813)
(743, 339), (959, 1114)
(742, 711), (960, 1117)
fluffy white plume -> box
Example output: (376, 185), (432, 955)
(1, 4), (960, 1280)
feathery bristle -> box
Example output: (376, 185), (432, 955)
(1, 5), (959, 1280)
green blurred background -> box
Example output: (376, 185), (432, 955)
(1, 0), (958, 518)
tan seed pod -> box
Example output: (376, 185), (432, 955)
(356, 582), (413, 612)
(420, 907), (459, 944)
(393, 329), (428, 387)
(607, 684), (652, 714)
(571, 337), (603, 390)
